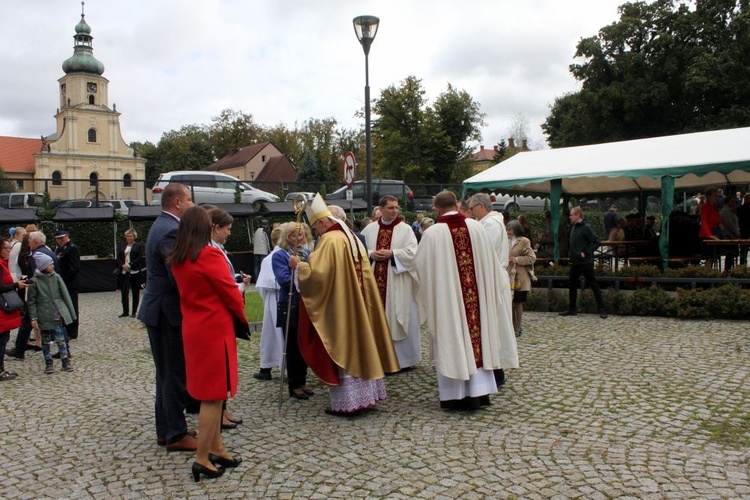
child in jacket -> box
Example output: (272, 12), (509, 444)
(26, 252), (77, 374)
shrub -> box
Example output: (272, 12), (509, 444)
(622, 284), (678, 317)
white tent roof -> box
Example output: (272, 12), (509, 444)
(463, 127), (750, 196)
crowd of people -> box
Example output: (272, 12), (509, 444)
(3, 225), (80, 379)
(14, 183), (747, 483)
(107, 185), (527, 482)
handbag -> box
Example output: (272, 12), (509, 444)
(0, 290), (24, 313)
(234, 315), (250, 341)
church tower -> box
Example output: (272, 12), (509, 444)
(35, 2), (146, 202)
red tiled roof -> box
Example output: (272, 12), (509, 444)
(0, 136), (42, 174)
(255, 155), (296, 182)
(472, 145), (498, 162)
(206, 141), (271, 171)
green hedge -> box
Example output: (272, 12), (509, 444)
(526, 284), (750, 320)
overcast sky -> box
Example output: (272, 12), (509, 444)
(1, 0), (627, 152)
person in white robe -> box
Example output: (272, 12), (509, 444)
(361, 195), (421, 370)
(416, 191), (518, 410)
(468, 192), (514, 385)
(253, 228), (284, 381)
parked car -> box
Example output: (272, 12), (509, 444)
(0, 192), (44, 209)
(109, 199), (145, 215)
(413, 195), (435, 212)
(150, 171), (280, 205)
(326, 179), (415, 211)
(56, 199), (114, 209)
(284, 192), (316, 202)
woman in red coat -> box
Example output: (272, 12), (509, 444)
(168, 207), (248, 482)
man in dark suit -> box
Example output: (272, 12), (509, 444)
(54, 229), (80, 339)
(137, 183), (196, 451)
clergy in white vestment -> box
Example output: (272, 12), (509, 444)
(415, 191), (519, 410)
(361, 195), (421, 370)
(253, 236), (285, 381)
(468, 192), (514, 386)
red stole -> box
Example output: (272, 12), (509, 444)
(438, 213), (483, 368)
(373, 216), (402, 308)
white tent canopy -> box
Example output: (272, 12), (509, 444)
(463, 127), (750, 196)
(463, 127), (750, 266)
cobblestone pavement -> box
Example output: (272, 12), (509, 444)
(1, 291), (749, 499)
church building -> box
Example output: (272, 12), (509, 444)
(0, 5), (146, 202)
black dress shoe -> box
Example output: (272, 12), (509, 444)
(599, 309), (608, 319)
(221, 421), (237, 430)
(118, 313), (129, 318)
(191, 462), (225, 482)
(324, 408), (360, 417)
(208, 454), (242, 468)
(6, 348), (25, 360)
(253, 369), (272, 381)
(558, 310), (577, 317)
(289, 389), (309, 400)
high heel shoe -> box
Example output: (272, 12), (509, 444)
(209, 453), (243, 468)
(289, 388), (309, 400)
(221, 420), (237, 430)
(191, 462), (225, 482)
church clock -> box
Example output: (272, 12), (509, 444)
(87, 82), (97, 93)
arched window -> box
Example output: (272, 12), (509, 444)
(88, 95), (95, 105)
(52, 171), (63, 186)
(87, 128), (97, 143)
(89, 172), (98, 186)
(123, 173), (132, 188)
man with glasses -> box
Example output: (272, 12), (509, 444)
(362, 195), (421, 371)
(467, 193), (513, 386)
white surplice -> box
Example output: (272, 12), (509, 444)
(255, 246), (284, 369)
(415, 215), (518, 401)
(361, 219), (421, 368)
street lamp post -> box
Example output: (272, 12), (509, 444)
(353, 15), (379, 216)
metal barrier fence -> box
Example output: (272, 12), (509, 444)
(2, 177), (462, 208)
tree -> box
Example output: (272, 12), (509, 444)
(0, 169), (18, 193)
(506, 112), (532, 149)
(432, 84), (486, 183)
(373, 76), (484, 184)
(493, 140), (508, 163)
(296, 150), (330, 183)
(209, 109), (263, 159)
(138, 125), (213, 180)
(543, 0), (750, 148)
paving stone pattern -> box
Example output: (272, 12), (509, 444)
(0, 292), (748, 498)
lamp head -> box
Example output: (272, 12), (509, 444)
(353, 15), (379, 55)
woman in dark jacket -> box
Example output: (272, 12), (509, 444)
(116, 229), (144, 317)
(0, 238), (28, 381)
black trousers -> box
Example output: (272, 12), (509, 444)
(119, 273), (142, 315)
(13, 309), (32, 357)
(279, 302), (307, 391)
(567, 262), (604, 311)
(66, 287), (79, 339)
(146, 318), (190, 444)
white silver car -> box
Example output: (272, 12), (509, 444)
(151, 171), (279, 205)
